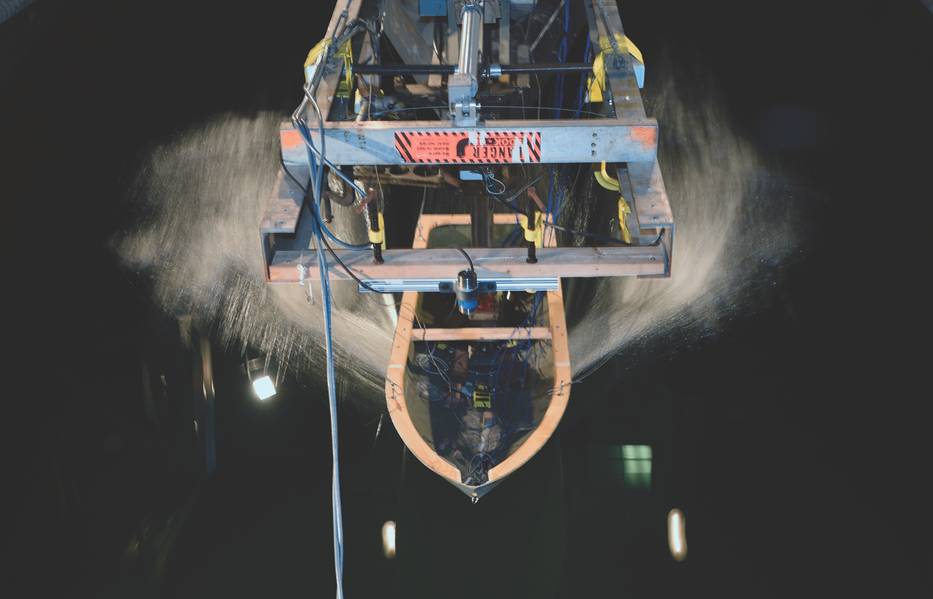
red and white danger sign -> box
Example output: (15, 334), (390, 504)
(394, 130), (542, 164)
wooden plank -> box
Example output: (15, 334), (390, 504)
(413, 327), (551, 342)
(324, 0), (363, 39)
(498, 0), (510, 84)
(488, 285), (571, 482)
(385, 214), (462, 483)
(446, 0), (459, 76)
(386, 212), (574, 495)
(269, 245), (668, 282)
(383, 0), (436, 85)
(312, 0), (364, 121)
(414, 213), (528, 244)
(587, 0), (647, 121)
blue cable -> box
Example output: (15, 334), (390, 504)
(574, 36), (593, 119)
(302, 99), (345, 599)
(551, 0), (570, 113)
(549, 33), (593, 229)
(312, 197), (345, 599)
(294, 119), (371, 251)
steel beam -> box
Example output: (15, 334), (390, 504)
(287, 119), (658, 165)
(414, 327), (552, 342)
(356, 277), (559, 293)
(268, 245), (668, 283)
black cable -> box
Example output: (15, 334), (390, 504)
(486, 185), (666, 247)
(457, 247), (475, 273)
(318, 223), (394, 295)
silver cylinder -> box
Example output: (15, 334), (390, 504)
(457, 2), (483, 92)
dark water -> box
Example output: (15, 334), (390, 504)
(5, 1), (932, 597)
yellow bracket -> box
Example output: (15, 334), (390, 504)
(594, 161), (621, 192)
(303, 38), (329, 77)
(518, 212), (544, 248)
(472, 385), (492, 409)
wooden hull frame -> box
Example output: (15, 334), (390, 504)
(385, 213), (571, 499)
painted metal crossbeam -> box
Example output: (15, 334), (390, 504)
(281, 119), (658, 166)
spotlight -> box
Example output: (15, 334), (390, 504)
(381, 520), (396, 559)
(251, 375), (276, 400)
(245, 357), (277, 400)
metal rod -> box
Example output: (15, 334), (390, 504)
(352, 63), (593, 76)
(495, 63), (593, 74)
(471, 194), (491, 249)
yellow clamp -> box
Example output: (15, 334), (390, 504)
(368, 211), (386, 249)
(593, 163), (633, 243)
(588, 33), (644, 102)
(304, 37), (354, 98)
(617, 196), (632, 244)
(518, 211), (544, 248)
(303, 38), (329, 78)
